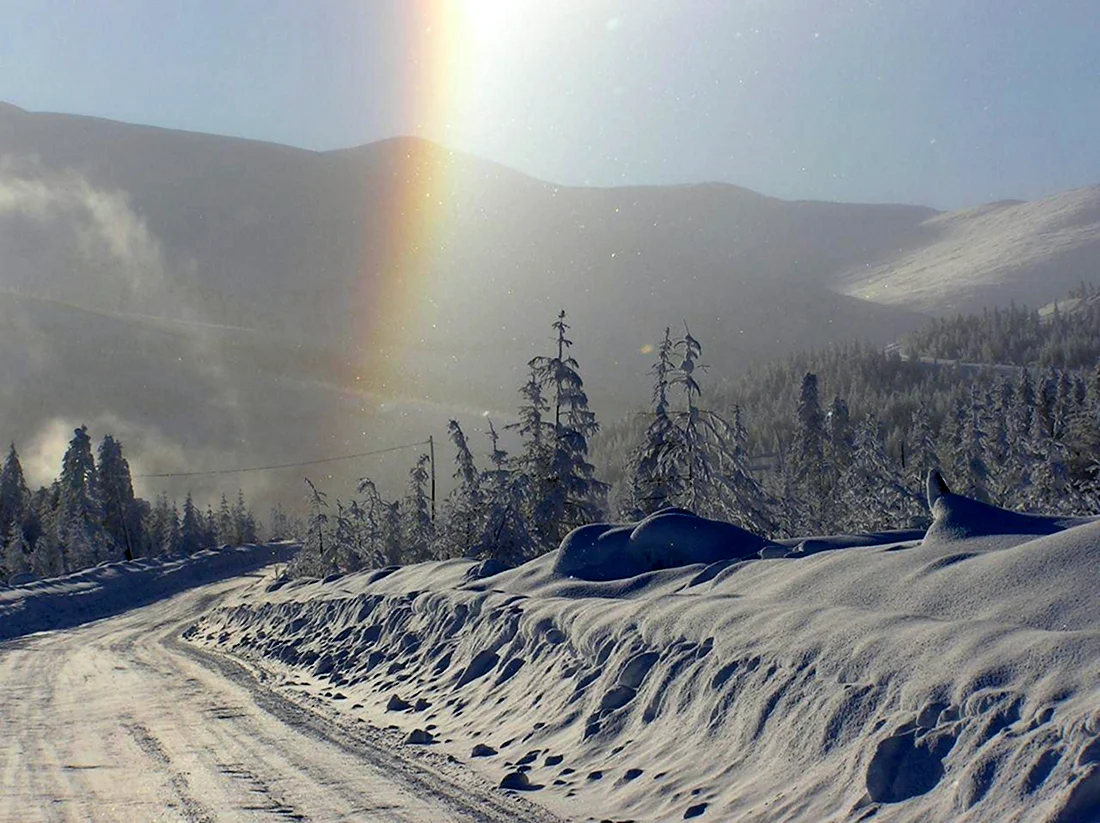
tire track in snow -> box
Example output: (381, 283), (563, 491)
(172, 635), (560, 823)
(121, 718), (216, 823)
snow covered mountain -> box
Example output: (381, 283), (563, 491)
(2, 102), (1098, 505)
(836, 186), (1100, 313)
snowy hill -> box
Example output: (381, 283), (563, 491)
(837, 186), (1100, 313)
(3, 102), (1099, 505)
(188, 483), (1100, 822)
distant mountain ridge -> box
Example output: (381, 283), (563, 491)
(2, 102), (1098, 505)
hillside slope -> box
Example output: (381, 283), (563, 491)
(837, 187), (1100, 313)
(3, 102), (1098, 504)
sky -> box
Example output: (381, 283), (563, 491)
(1, 0), (1098, 209)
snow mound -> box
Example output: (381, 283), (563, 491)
(924, 469), (1096, 542)
(0, 543), (295, 642)
(552, 508), (772, 581)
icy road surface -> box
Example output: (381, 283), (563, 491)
(0, 576), (557, 823)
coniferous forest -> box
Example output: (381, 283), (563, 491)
(289, 291), (1100, 578)
(5, 290), (1099, 584)
(0, 427), (270, 582)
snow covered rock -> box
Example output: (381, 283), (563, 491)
(404, 728), (434, 745)
(499, 771), (536, 790)
(386, 694), (412, 711)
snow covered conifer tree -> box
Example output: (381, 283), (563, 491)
(509, 363), (556, 543)
(381, 499), (403, 566)
(202, 504), (217, 548)
(786, 373), (828, 534)
(180, 493), (204, 554)
(3, 520), (32, 580)
(97, 435), (142, 560)
(402, 453), (435, 561)
(522, 310), (607, 549)
(1014, 367), (1036, 442)
(435, 420), (484, 558)
(841, 414), (922, 531)
(624, 327), (683, 518)
(169, 502), (182, 552)
(906, 402), (940, 490)
(659, 327), (776, 532)
(0, 444), (30, 548)
(233, 489), (258, 544)
(476, 418), (533, 564)
(292, 478), (335, 576)
(57, 425), (108, 570)
(956, 388), (993, 502)
(146, 493), (181, 555)
(341, 476), (394, 568)
(825, 396), (854, 472)
(216, 493), (234, 545)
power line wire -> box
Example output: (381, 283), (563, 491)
(134, 439), (431, 479)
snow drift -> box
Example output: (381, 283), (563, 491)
(188, 486), (1100, 822)
(0, 543), (295, 641)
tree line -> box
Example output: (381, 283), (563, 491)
(903, 282), (1100, 369)
(295, 296), (1100, 577)
(9, 289), (1099, 582)
(0, 426), (271, 583)
(290, 310), (608, 576)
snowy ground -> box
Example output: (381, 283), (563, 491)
(188, 485), (1100, 823)
(0, 552), (554, 822)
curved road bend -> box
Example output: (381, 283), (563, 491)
(0, 575), (558, 823)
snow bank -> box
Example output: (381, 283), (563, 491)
(0, 543), (296, 641)
(188, 492), (1100, 823)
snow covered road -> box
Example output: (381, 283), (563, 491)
(0, 575), (557, 823)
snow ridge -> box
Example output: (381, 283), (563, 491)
(189, 491), (1100, 822)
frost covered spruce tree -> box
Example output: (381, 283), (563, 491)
(648, 325), (776, 532)
(0, 444), (31, 578)
(97, 435), (143, 560)
(0, 444), (29, 544)
(623, 327), (681, 518)
(476, 418), (535, 564)
(232, 489), (258, 544)
(435, 419), (484, 558)
(402, 453), (435, 561)
(215, 493), (234, 545)
(56, 425), (110, 570)
(515, 311), (607, 551)
(342, 476), (402, 568)
(291, 478), (337, 577)
(146, 493), (182, 555)
(784, 373), (829, 534)
(840, 413), (923, 531)
(180, 493), (205, 554)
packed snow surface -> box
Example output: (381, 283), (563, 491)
(191, 487), (1100, 822)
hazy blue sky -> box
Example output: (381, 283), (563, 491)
(1, 0), (1098, 208)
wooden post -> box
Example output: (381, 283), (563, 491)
(428, 435), (436, 524)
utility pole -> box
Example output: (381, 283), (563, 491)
(428, 435), (436, 524)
